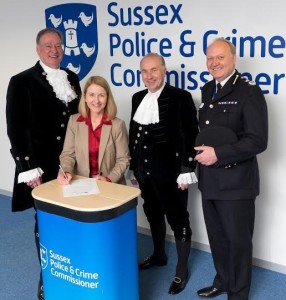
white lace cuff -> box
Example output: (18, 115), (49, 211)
(126, 169), (136, 181)
(18, 168), (44, 183)
(176, 172), (198, 185)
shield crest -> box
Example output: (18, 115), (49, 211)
(45, 3), (98, 81)
(40, 243), (48, 270)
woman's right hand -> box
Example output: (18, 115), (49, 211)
(57, 172), (72, 185)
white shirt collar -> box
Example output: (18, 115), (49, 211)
(39, 60), (59, 74)
(216, 70), (235, 88)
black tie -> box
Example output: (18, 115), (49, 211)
(217, 82), (222, 92)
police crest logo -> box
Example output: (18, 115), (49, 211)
(40, 243), (49, 270)
(45, 3), (98, 81)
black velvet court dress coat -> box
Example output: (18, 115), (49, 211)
(129, 83), (199, 183)
(6, 61), (81, 212)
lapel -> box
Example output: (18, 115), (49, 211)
(98, 124), (112, 168)
(156, 84), (171, 110)
(77, 119), (90, 170)
(33, 61), (56, 92)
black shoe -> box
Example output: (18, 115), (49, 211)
(138, 255), (167, 270)
(197, 286), (226, 298)
(37, 281), (44, 300)
(168, 273), (188, 295)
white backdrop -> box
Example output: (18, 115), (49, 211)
(1, 0), (285, 273)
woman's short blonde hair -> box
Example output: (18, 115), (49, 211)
(78, 76), (117, 120)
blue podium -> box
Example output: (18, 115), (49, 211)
(32, 177), (140, 300)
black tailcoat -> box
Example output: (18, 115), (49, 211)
(6, 61), (81, 211)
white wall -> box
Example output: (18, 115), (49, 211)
(1, 0), (285, 273)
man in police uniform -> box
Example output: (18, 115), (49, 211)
(6, 28), (81, 299)
(129, 53), (199, 295)
(195, 38), (268, 300)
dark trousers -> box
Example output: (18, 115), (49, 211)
(202, 199), (255, 300)
(139, 176), (191, 240)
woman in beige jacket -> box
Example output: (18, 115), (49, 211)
(57, 76), (130, 185)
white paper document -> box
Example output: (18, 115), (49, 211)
(62, 178), (100, 197)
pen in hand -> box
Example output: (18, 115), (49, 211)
(59, 164), (70, 184)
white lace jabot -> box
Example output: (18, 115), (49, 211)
(133, 92), (159, 125)
(133, 85), (165, 125)
(40, 61), (77, 104)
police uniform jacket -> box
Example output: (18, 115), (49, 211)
(129, 84), (199, 182)
(6, 61), (81, 211)
(197, 70), (268, 200)
(59, 114), (130, 184)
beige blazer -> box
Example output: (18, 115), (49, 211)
(59, 113), (130, 184)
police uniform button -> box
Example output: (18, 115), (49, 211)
(139, 126), (142, 130)
(146, 172), (150, 175)
(25, 156), (30, 160)
(137, 133), (140, 137)
(63, 111), (67, 115)
(176, 152), (179, 156)
(144, 159), (148, 162)
(135, 140), (138, 144)
(209, 104), (214, 108)
(205, 120), (210, 124)
(61, 123), (65, 128)
(144, 145), (147, 149)
(188, 157), (193, 161)
(145, 131), (148, 134)
(57, 136), (61, 140)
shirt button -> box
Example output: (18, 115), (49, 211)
(144, 145), (147, 149)
(25, 156), (30, 161)
(135, 140), (138, 144)
(61, 123), (65, 128)
(145, 131), (148, 135)
(63, 112), (67, 115)
(57, 136), (61, 140)
(175, 152), (179, 156)
(139, 126), (142, 131)
(146, 172), (150, 175)
(137, 133), (140, 137)
(188, 157), (193, 161)
(209, 104), (213, 108)
(205, 120), (210, 125)
(144, 159), (148, 162)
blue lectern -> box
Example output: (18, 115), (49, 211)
(32, 177), (140, 300)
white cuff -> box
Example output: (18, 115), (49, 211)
(18, 168), (44, 183)
(126, 169), (137, 181)
(176, 172), (198, 185)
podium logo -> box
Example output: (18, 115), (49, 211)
(45, 3), (98, 81)
(40, 243), (49, 270)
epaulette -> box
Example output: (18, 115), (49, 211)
(240, 76), (256, 86)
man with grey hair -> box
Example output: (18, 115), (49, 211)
(129, 52), (199, 295)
